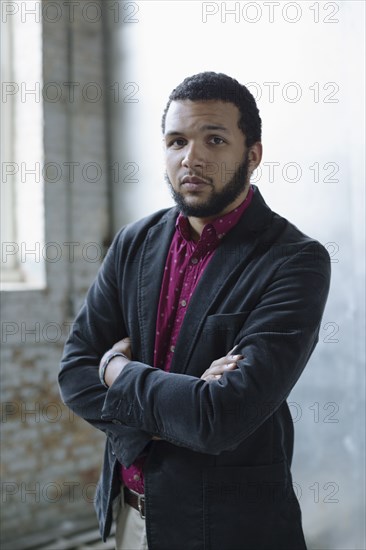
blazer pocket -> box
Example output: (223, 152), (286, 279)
(202, 462), (306, 550)
(200, 312), (250, 354)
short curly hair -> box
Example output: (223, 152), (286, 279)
(161, 72), (262, 147)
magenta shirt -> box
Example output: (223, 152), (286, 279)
(120, 186), (254, 493)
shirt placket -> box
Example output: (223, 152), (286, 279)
(164, 248), (203, 370)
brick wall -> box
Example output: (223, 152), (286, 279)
(1, 1), (113, 541)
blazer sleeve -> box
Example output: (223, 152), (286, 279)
(58, 229), (152, 467)
(100, 241), (331, 455)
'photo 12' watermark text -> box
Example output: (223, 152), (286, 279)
(202, 2), (340, 24)
(2, 81), (139, 104)
(1, 1), (140, 24)
(1, 161), (139, 185)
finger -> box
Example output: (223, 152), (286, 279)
(204, 373), (223, 382)
(226, 344), (238, 356)
(201, 353), (244, 380)
(112, 339), (133, 359)
(201, 355), (243, 378)
(205, 362), (238, 377)
(210, 354), (242, 369)
(209, 356), (229, 368)
(201, 363), (228, 378)
(215, 355), (243, 369)
(113, 342), (130, 352)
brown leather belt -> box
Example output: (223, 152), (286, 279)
(124, 487), (146, 519)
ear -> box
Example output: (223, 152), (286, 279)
(247, 142), (263, 176)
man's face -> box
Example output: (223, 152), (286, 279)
(164, 100), (256, 218)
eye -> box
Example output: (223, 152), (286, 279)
(167, 138), (186, 148)
(209, 136), (225, 145)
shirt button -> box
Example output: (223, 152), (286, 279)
(191, 258), (198, 264)
(180, 300), (187, 307)
(133, 474), (140, 481)
(170, 345), (175, 352)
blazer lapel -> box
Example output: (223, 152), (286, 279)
(137, 208), (178, 365)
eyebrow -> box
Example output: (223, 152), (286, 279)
(165, 124), (231, 137)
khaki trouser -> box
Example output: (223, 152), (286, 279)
(115, 487), (148, 550)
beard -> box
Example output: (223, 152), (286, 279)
(165, 153), (250, 218)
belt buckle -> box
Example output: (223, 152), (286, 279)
(129, 488), (146, 519)
(137, 493), (145, 520)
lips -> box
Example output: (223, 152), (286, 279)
(181, 175), (210, 186)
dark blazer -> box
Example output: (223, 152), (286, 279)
(59, 186), (331, 550)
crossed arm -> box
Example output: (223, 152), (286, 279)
(59, 232), (330, 462)
(103, 337), (242, 387)
(101, 338), (243, 443)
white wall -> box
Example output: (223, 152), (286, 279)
(108, 2), (365, 548)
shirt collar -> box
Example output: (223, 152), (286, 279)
(176, 185), (254, 245)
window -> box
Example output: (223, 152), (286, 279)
(1, 3), (45, 290)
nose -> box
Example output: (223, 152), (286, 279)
(181, 141), (204, 169)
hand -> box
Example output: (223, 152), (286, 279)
(103, 337), (132, 387)
(153, 349), (243, 441)
(111, 337), (132, 360)
(200, 346), (244, 382)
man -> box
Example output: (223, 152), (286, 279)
(59, 72), (331, 550)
